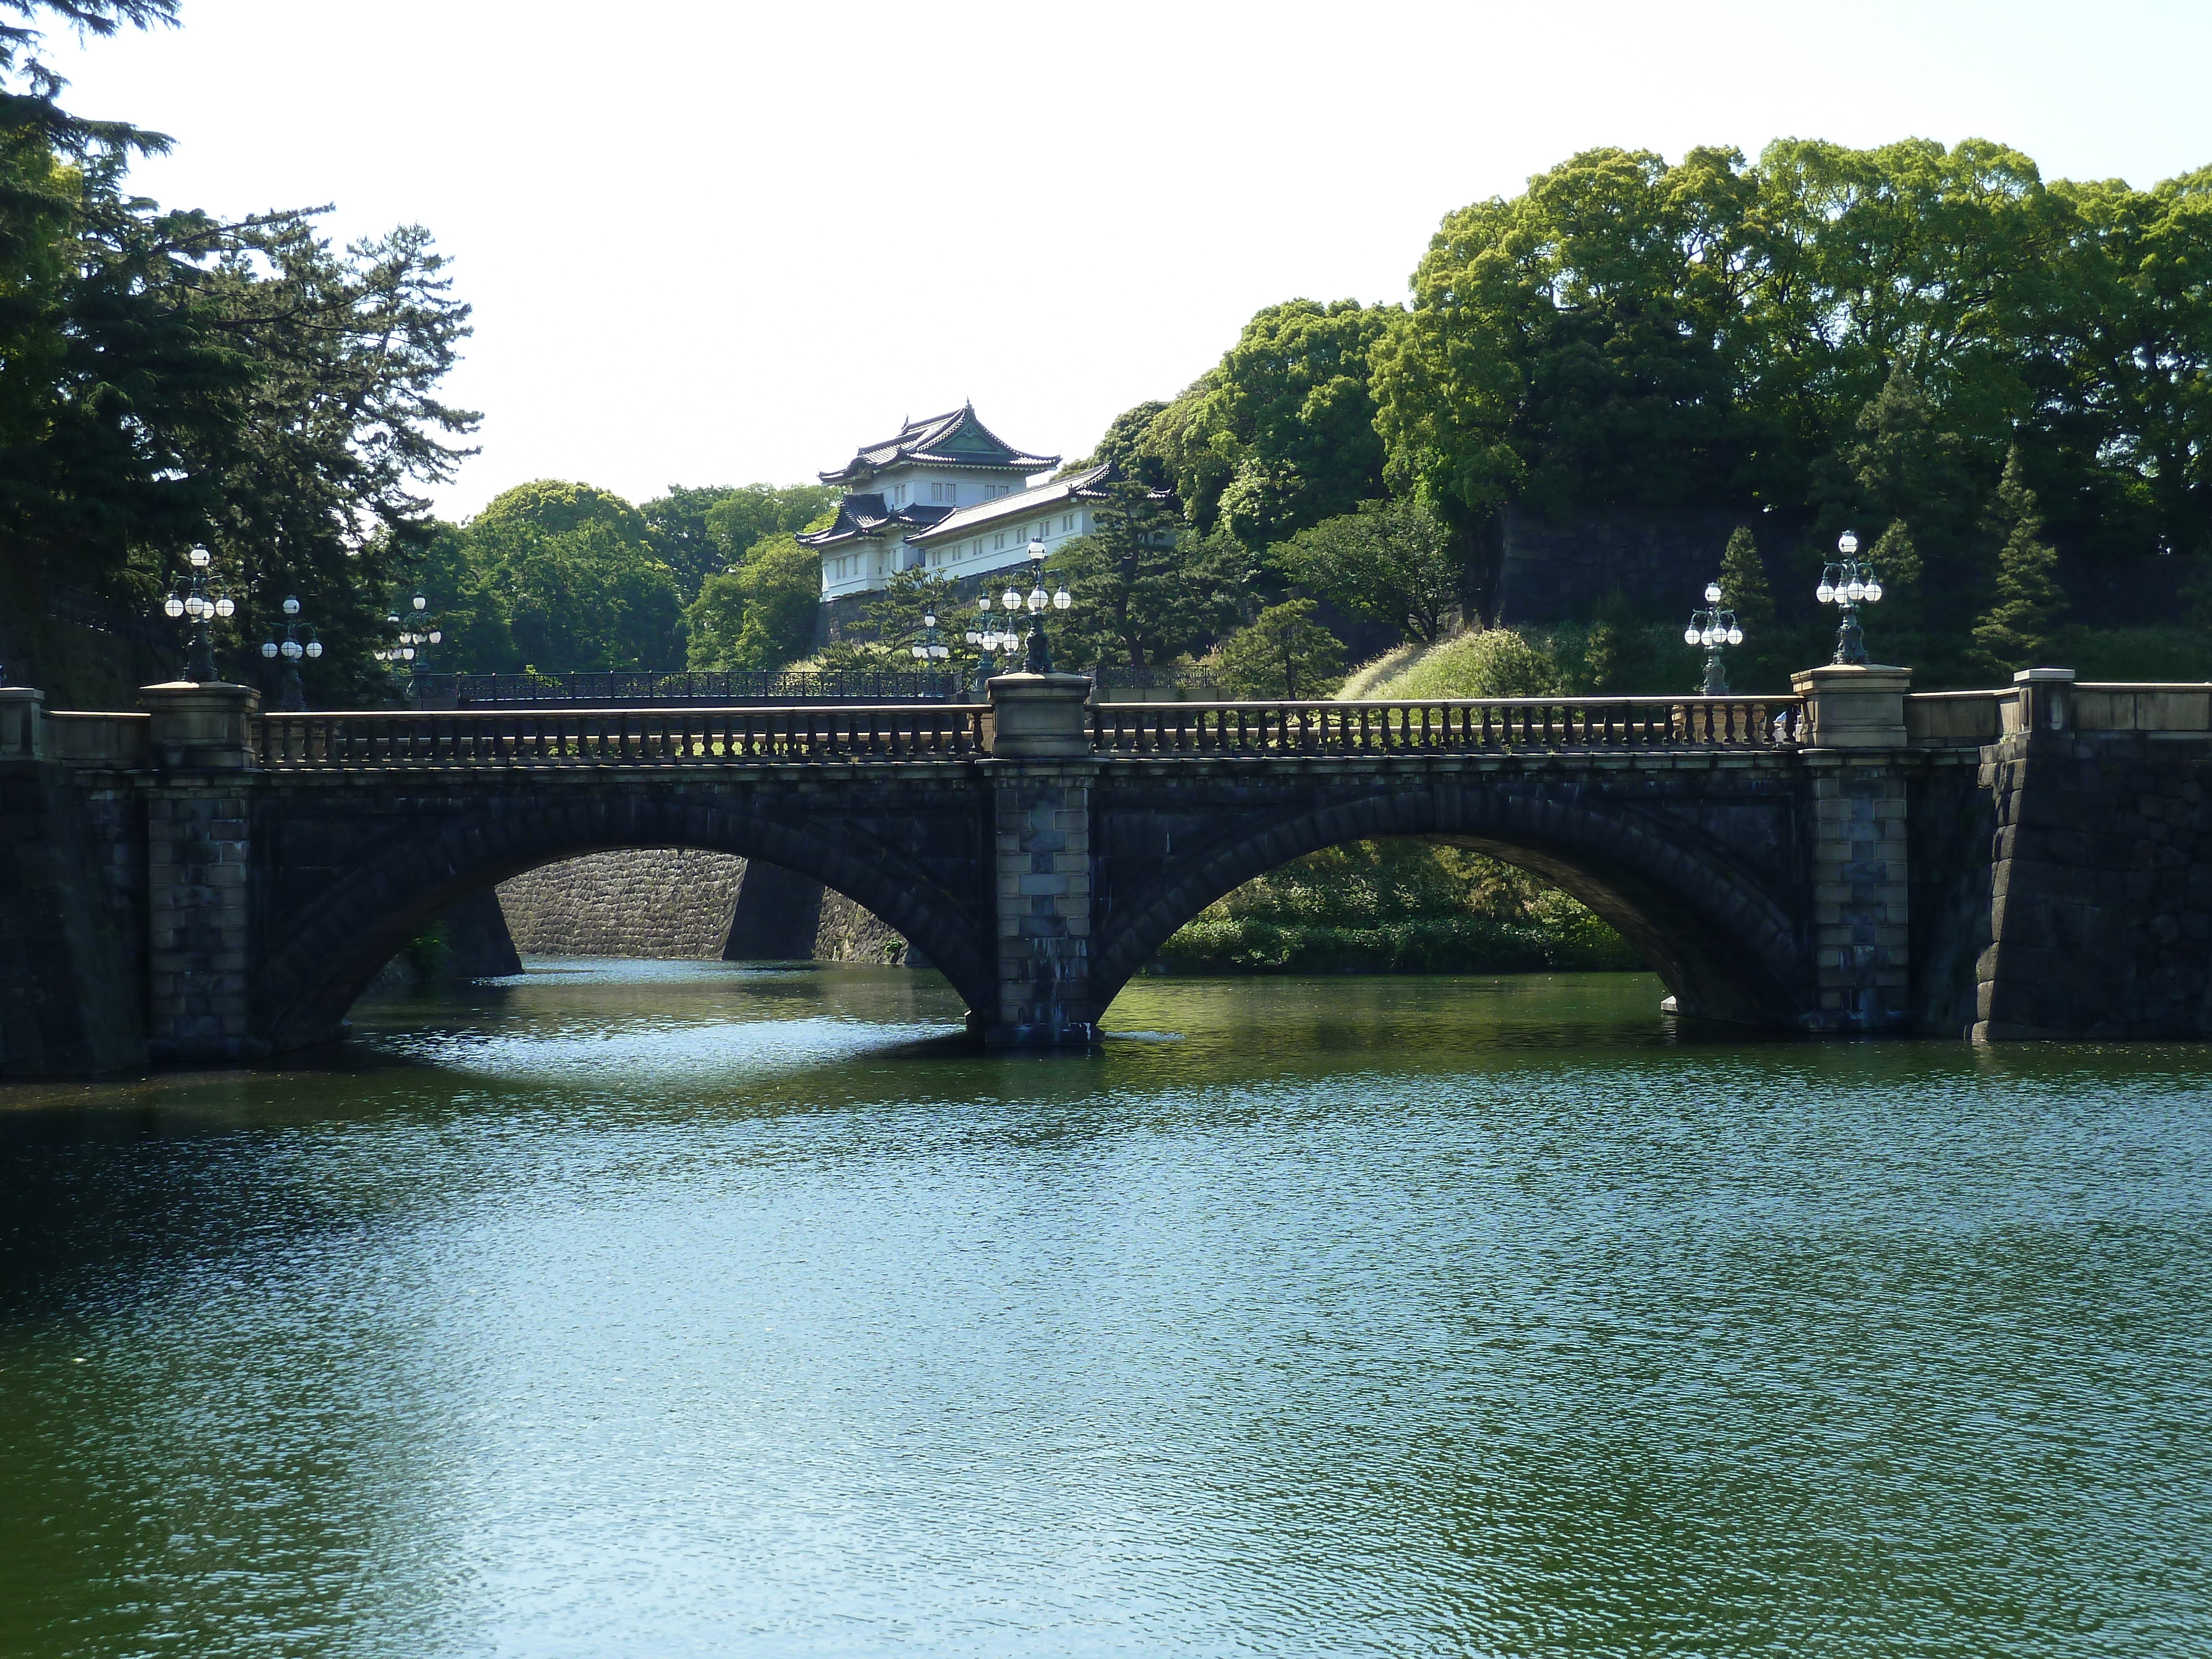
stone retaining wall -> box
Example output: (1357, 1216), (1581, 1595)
(498, 849), (745, 958)
(493, 847), (919, 965)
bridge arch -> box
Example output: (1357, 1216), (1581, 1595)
(1091, 783), (1806, 1027)
(251, 794), (995, 1051)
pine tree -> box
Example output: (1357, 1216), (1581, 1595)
(1706, 527), (1774, 688)
(1971, 449), (2065, 675)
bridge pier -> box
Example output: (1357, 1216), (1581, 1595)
(982, 674), (1099, 1046)
(1796, 666), (1913, 1031)
(142, 682), (262, 1062)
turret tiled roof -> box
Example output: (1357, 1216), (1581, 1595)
(817, 403), (1058, 487)
(796, 493), (956, 550)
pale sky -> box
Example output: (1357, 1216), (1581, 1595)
(46, 0), (2212, 520)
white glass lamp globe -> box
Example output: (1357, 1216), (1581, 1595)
(400, 646), (415, 661)
(911, 644), (927, 659)
(305, 640), (322, 659)
(282, 596), (300, 617)
(214, 595), (235, 618)
(1817, 580), (1836, 604)
(282, 638), (303, 661)
(427, 629), (442, 645)
(976, 595), (990, 613)
(1002, 587), (1021, 611)
(1027, 539), (1046, 560)
(1838, 530), (1859, 557)
(164, 596), (185, 618)
(1704, 582), (1722, 604)
(1684, 625), (1700, 645)
(260, 639), (279, 659)
(189, 546), (211, 568)
(1053, 588), (1071, 611)
(1846, 579), (1865, 602)
(411, 592), (427, 613)
(921, 613), (936, 629)
(1864, 580), (1883, 603)
(1728, 626), (1744, 645)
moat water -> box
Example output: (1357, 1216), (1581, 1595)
(2, 963), (2208, 1657)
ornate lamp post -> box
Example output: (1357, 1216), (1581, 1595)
(162, 545), (236, 682)
(1003, 538), (1070, 674)
(373, 592), (444, 698)
(1817, 530), (1884, 666)
(910, 607), (951, 692)
(258, 595), (324, 712)
(966, 593), (1021, 691)
(1683, 578), (1743, 695)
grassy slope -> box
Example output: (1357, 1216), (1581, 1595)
(1157, 634), (1644, 977)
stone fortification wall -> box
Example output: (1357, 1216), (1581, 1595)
(1492, 505), (1750, 627)
(1974, 723), (2212, 1040)
(493, 848), (920, 966)
(498, 849), (746, 958)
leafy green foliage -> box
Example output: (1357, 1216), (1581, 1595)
(1370, 140), (2212, 628)
(419, 481), (682, 672)
(0, 3), (479, 705)
(1159, 839), (1640, 974)
(1208, 599), (1347, 700)
(1053, 482), (1238, 670)
(1271, 497), (1459, 641)
(684, 533), (818, 671)
(1139, 299), (1395, 546)
(701, 484), (837, 572)
(1365, 628), (1566, 699)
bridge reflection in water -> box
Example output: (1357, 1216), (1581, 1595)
(4, 664), (2209, 1072)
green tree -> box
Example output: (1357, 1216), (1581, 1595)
(1054, 482), (1237, 670)
(1972, 450), (2067, 674)
(685, 531), (818, 671)
(1210, 599), (1347, 700)
(701, 483), (838, 570)
(1713, 526), (1780, 687)
(640, 485), (738, 599)
(1142, 299), (1396, 545)
(1063, 400), (1171, 486)
(1271, 497), (1460, 641)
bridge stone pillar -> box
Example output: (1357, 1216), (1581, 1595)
(142, 681), (262, 1061)
(1793, 665), (1912, 1031)
(983, 673), (1098, 1046)
(0, 686), (48, 758)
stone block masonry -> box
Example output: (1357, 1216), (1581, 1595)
(498, 848), (747, 958)
(1975, 721), (2212, 1040)
(494, 847), (925, 966)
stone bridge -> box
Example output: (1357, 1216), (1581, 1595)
(3, 664), (2210, 1074)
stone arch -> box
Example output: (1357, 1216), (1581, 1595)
(1092, 783), (1806, 1027)
(252, 795), (994, 1051)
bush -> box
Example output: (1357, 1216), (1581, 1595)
(1365, 627), (1564, 698)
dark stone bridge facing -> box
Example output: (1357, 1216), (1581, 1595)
(3, 664), (2208, 1074)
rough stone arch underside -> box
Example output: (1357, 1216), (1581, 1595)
(253, 797), (994, 1048)
(1092, 784), (1804, 1027)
